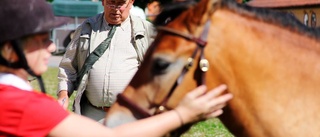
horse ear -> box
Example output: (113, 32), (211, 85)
(190, 0), (221, 26)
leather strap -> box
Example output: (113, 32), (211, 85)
(74, 25), (117, 90)
(89, 101), (111, 112)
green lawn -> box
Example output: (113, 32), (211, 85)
(31, 67), (234, 137)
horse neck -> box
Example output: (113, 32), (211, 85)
(207, 8), (320, 90)
(206, 9), (320, 137)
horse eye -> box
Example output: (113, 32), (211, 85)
(152, 58), (170, 75)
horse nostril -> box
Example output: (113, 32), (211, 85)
(152, 58), (170, 75)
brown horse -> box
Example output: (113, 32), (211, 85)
(105, 0), (320, 136)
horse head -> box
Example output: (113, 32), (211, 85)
(106, 0), (320, 136)
(106, 0), (222, 132)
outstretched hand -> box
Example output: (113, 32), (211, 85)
(174, 85), (233, 125)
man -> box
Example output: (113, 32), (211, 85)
(145, 0), (161, 22)
(57, 0), (156, 122)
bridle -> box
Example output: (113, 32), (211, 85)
(117, 20), (211, 119)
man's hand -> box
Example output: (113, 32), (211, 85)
(57, 90), (69, 109)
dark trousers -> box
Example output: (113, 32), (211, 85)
(80, 94), (106, 123)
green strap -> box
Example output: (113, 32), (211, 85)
(74, 25), (116, 90)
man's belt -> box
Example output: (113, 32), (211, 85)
(89, 102), (110, 112)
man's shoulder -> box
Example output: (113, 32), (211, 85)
(85, 13), (104, 25)
(131, 15), (154, 29)
(78, 13), (104, 33)
(131, 15), (149, 23)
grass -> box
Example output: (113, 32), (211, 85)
(182, 119), (234, 137)
(30, 67), (76, 110)
(31, 67), (234, 137)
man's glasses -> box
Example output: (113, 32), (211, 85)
(105, 1), (129, 10)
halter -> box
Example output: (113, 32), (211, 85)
(117, 20), (211, 119)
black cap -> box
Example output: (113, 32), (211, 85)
(0, 0), (69, 43)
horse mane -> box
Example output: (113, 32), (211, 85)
(154, 0), (320, 40)
(153, 0), (197, 26)
(223, 0), (320, 40)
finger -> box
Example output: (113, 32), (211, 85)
(186, 85), (207, 99)
(206, 93), (233, 109)
(63, 102), (69, 110)
(204, 93), (232, 112)
(206, 84), (227, 98)
(209, 102), (227, 111)
(57, 99), (64, 105)
(197, 84), (227, 102)
(206, 109), (223, 118)
(57, 97), (68, 108)
(213, 93), (233, 104)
